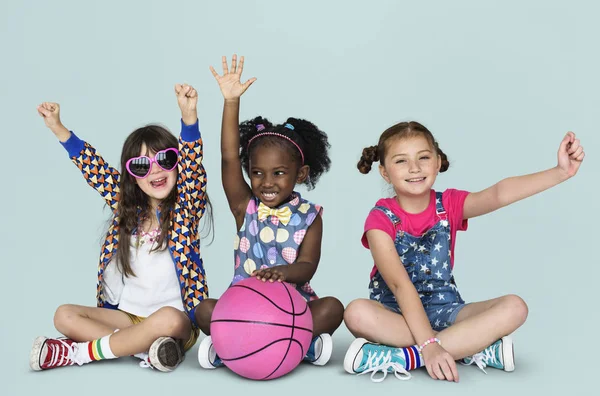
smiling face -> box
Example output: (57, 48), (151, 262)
(133, 143), (178, 209)
(249, 144), (309, 208)
(379, 135), (441, 198)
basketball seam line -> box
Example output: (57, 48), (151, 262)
(229, 284), (309, 316)
(211, 319), (312, 333)
(220, 338), (305, 362)
(263, 282), (298, 380)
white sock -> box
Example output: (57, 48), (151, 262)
(73, 333), (117, 363)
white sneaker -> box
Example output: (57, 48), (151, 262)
(147, 337), (184, 372)
(304, 333), (333, 366)
(197, 336), (223, 369)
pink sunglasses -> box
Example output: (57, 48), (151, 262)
(125, 148), (179, 179)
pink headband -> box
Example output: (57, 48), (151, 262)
(247, 132), (305, 165)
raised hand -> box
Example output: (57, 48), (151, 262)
(37, 102), (70, 142)
(174, 84), (198, 125)
(210, 54), (256, 100)
(557, 132), (585, 178)
(37, 102), (61, 129)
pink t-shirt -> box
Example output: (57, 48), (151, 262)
(363, 189), (470, 278)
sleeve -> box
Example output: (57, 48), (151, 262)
(361, 209), (396, 249)
(61, 132), (121, 214)
(442, 189), (470, 233)
(177, 119), (207, 223)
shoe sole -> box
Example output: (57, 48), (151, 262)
(502, 335), (515, 372)
(343, 338), (368, 374)
(149, 337), (183, 372)
(311, 333), (333, 366)
(30, 336), (47, 371)
(197, 336), (217, 369)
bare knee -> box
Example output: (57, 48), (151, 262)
(53, 304), (80, 334)
(309, 297), (345, 335)
(326, 297), (345, 321)
(313, 297), (344, 320)
(194, 299), (218, 335)
(343, 299), (376, 335)
(500, 294), (529, 329)
(148, 307), (190, 337)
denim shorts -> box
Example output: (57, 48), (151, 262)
(370, 280), (466, 331)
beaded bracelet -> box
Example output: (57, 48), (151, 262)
(418, 337), (441, 353)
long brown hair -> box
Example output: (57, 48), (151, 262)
(357, 121), (450, 174)
(115, 125), (215, 277)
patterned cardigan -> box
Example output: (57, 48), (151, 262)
(61, 119), (208, 327)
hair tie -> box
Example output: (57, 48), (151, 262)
(256, 124), (265, 131)
(284, 123), (294, 130)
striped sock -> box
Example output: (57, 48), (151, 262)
(400, 345), (425, 371)
(74, 334), (117, 364)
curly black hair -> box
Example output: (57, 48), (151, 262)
(239, 116), (331, 189)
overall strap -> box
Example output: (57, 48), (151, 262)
(372, 205), (402, 227)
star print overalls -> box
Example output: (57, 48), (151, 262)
(369, 192), (466, 331)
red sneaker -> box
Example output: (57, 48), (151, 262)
(30, 336), (84, 371)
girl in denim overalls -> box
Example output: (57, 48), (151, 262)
(342, 121), (585, 382)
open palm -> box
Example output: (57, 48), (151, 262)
(210, 55), (256, 100)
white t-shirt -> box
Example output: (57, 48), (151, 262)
(102, 229), (184, 317)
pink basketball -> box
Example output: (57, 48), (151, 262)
(210, 277), (313, 380)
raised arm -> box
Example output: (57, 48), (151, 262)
(37, 102), (121, 213)
(174, 84), (207, 220)
(463, 132), (585, 219)
(210, 55), (256, 226)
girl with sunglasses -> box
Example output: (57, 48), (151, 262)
(30, 84), (211, 373)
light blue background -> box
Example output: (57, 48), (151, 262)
(1, 0), (597, 395)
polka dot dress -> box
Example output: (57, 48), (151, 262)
(232, 192), (322, 301)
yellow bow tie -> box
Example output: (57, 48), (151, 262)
(257, 202), (293, 225)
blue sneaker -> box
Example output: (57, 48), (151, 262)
(462, 335), (514, 373)
(304, 334), (333, 366)
(343, 338), (411, 382)
(197, 336), (224, 369)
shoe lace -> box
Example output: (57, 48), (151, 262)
(135, 352), (155, 370)
(358, 349), (411, 382)
(462, 343), (498, 374)
(462, 352), (487, 374)
(57, 340), (85, 367)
